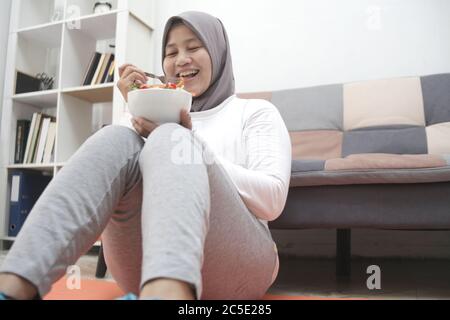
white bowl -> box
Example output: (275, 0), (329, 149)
(128, 88), (192, 124)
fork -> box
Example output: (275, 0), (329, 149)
(144, 72), (166, 83)
(144, 72), (183, 85)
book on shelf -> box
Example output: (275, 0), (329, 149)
(95, 53), (111, 85)
(34, 117), (51, 164)
(8, 170), (52, 237)
(43, 122), (57, 164)
(21, 113), (57, 165)
(14, 120), (31, 164)
(106, 60), (115, 83)
(91, 53), (106, 86)
(22, 113), (37, 164)
(27, 113), (43, 164)
(99, 54), (115, 84)
(82, 52), (102, 86)
(82, 52), (115, 86)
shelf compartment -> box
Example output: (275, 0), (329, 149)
(66, 0), (118, 21)
(17, 21), (64, 48)
(66, 9), (118, 41)
(9, 101), (57, 166)
(61, 11), (116, 89)
(15, 24), (62, 95)
(62, 83), (114, 103)
(56, 94), (94, 163)
(12, 90), (59, 109)
(17, 0), (65, 30)
(56, 93), (113, 163)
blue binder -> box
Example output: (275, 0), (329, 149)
(8, 170), (52, 237)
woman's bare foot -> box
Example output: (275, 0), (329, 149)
(0, 273), (38, 300)
(140, 278), (196, 300)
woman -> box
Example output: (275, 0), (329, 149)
(0, 11), (291, 300)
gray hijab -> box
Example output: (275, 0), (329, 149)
(162, 11), (235, 112)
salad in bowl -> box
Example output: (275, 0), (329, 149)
(127, 78), (193, 125)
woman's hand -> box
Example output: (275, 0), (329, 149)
(117, 63), (148, 102)
(131, 117), (158, 138)
(180, 109), (193, 130)
(132, 110), (193, 138)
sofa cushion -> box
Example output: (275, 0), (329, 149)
(343, 77), (425, 131)
(342, 125), (428, 156)
(426, 122), (450, 154)
(290, 131), (343, 160)
(291, 165), (450, 187)
(421, 74), (450, 125)
(291, 159), (326, 172)
(324, 154), (447, 171)
(291, 154), (450, 187)
(271, 84), (343, 131)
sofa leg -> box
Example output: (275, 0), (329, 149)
(336, 229), (351, 279)
(95, 243), (107, 279)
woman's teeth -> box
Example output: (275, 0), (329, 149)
(179, 70), (199, 78)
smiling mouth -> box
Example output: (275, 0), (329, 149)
(176, 70), (200, 79)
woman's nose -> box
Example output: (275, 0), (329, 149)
(176, 52), (192, 66)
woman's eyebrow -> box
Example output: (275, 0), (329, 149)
(166, 38), (200, 49)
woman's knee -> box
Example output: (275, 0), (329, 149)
(149, 123), (187, 144)
(89, 125), (144, 153)
(139, 124), (190, 163)
(96, 125), (142, 142)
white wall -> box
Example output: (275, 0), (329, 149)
(0, 0), (12, 122)
(153, 0), (450, 92)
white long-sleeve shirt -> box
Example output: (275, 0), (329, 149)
(121, 95), (292, 222)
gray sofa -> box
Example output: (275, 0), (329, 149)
(96, 73), (450, 279)
(239, 73), (450, 278)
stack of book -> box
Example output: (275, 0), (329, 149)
(82, 52), (115, 86)
(15, 113), (57, 165)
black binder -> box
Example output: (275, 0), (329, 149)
(8, 170), (52, 237)
(15, 71), (41, 94)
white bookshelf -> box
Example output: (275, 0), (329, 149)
(0, 0), (156, 248)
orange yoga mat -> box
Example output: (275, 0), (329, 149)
(44, 277), (363, 300)
(44, 277), (125, 300)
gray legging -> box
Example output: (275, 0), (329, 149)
(0, 124), (278, 299)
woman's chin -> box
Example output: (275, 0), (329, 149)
(183, 80), (207, 98)
(184, 85), (199, 97)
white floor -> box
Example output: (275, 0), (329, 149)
(2, 250), (450, 300)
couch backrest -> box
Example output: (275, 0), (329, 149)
(238, 73), (450, 160)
